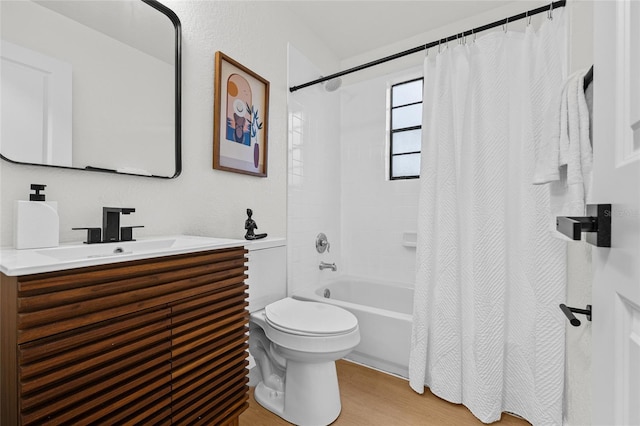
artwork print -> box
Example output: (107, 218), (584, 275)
(226, 74), (254, 147)
(214, 52), (269, 177)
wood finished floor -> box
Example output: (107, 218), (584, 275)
(239, 360), (531, 425)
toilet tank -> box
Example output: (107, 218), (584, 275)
(245, 237), (287, 312)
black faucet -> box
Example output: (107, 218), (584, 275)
(103, 207), (136, 242)
(72, 207), (142, 244)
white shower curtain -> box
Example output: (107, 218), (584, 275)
(409, 11), (568, 426)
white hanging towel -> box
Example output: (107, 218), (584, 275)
(533, 68), (593, 236)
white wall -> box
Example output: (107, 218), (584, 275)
(0, 1), (337, 247)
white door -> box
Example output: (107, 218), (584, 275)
(592, 1), (640, 424)
(0, 40), (72, 166)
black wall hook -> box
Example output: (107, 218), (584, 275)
(559, 304), (592, 327)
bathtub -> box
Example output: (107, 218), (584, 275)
(294, 277), (413, 378)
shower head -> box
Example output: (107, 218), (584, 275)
(322, 77), (342, 92)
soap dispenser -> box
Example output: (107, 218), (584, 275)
(14, 184), (60, 249)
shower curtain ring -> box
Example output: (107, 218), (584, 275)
(438, 39), (442, 54)
(526, 11), (532, 26)
(503, 18), (508, 33)
(548, 3), (553, 20)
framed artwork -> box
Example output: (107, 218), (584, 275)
(213, 51), (269, 177)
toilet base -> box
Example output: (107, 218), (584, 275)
(254, 359), (342, 426)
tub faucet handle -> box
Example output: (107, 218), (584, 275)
(316, 233), (331, 253)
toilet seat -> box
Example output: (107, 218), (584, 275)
(265, 297), (358, 337)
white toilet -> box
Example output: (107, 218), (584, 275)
(246, 239), (360, 426)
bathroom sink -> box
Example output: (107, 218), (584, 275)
(35, 238), (178, 261)
(0, 235), (245, 276)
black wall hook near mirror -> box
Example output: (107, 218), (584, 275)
(556, 204), (611, 247)
(559, 304), (592, 327)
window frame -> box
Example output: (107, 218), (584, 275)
(389, 77), (423, 180)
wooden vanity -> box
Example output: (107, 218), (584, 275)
(0, 245), (249, 425)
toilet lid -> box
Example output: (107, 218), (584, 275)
(265, 298), (358, 336)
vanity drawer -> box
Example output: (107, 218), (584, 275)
(16, 247), (247, 343)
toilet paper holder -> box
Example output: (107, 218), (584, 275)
(559, 304), (592, 327)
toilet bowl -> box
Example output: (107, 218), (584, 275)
(249, 297), (360, 426)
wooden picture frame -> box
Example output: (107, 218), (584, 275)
(213, 51), (269, 177)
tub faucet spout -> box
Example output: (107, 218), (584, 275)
(319, 261), (337, 271)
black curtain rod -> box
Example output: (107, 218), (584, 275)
(289, 0), (566, 93)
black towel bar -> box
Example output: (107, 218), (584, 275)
(559, 304), (592, 327)
(556, 204), (611, 247)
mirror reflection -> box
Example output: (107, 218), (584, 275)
(0, 0), (181, 178)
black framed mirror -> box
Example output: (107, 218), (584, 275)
(0, 0), (181, 178)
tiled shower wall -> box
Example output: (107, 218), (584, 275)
(339, 70), (421, 286)
(287, 45), (420, 292)
(287, 45), (342, 296)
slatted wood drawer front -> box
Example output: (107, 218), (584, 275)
(18, 306), (172, 425)
(170, 282), (250, 425)
(12, 247), (249, 425)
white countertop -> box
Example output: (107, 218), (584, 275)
(243, 236), (286, 250)
(0, 235), (248, 276)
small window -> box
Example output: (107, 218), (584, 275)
(390, 78), (423, 179)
